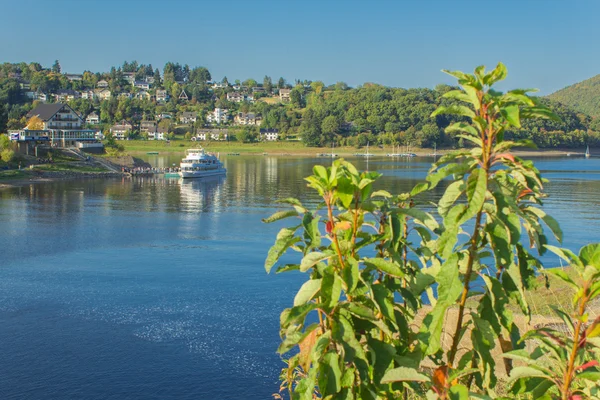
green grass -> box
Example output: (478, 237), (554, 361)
(120, 140), (315, 154)
(0, 169), (31, 180)
(34, 163), (107, 173)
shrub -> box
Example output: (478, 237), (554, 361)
(264, 63), (600, 399)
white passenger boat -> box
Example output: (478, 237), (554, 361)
(178, 148), (226, 179)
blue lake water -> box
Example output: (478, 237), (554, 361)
(0, 155), (599, 399)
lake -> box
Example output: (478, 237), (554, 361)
(0, 155), (599, 399)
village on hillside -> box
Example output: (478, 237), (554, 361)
(1, 61), (306, 152)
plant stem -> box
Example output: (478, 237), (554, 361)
(561, 285), (589, 399)
(326, 194), (346, 272)
(447, 209), (483, 368)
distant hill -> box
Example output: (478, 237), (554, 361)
(548, 74), (600, 118)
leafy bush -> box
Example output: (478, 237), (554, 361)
(264, 64), (600, 399)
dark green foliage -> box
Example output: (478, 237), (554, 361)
(548, 73), (600, 118)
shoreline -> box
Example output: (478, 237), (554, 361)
(120, 141), (588, 158)
(0, 147), (588, 190)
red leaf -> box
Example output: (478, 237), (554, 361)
(577, 360), (599, 372)
(326, 221), (333, 234)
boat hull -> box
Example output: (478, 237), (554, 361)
(179, 168), (227, 179)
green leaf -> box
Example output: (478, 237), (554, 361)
(321, 269), (342, 309)
(395, 208), (439, 231)
(445, 122), (480, 137)
(380, 367), (429, 383)
(280, 303), (319, 329)
(262, 209), (299, 223)
(363, 257), (404, 278)
(293, 279), (322, 306)
(318, 352), (342, 395)
(367, 338), (395, 384)
(410, 182), (429, 197)
(342, 257), (359, 293)
(524, 206), (563, 243)
(580, 243), (600, 269)
(372, 284), (396, 324)
(265, 227), (301, 273)
(371, 189), (392, 198)
(421, 253), (462, 354)
(545, 245), (583, 269)
(337, 176), (355, 208)
(484, 62), (507, 86)
(508, 366), (552, 383)
(302, 213), (321, 250)
(313, 165), (329, 181)
(438, 180), (465, 217)
(459, 167), (487, 224)
(448, 384), (470, 400)
(546, 269), (579, 290)
(300, 251), (334, 272)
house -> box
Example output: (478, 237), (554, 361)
(123, 72), (136, 83)
(135, 90), (151, 100)
(252, 87), (266, 94)
(110, 120), (133, 140)
(180, 112), (197, 124)
(35, 92), (48, 102)
(19, 81), (31, 90)
(234, 112), (261, 126)
(97, 80), (109, 88)
(206, 108), (229, 124)
(54, 89), (80, 102)
(145, 76), (155, 84)
(134, 81), (151, 90)
(195, 129), (228, 141)
(95, 89), (111, 100)
(81, 90), (96, 100)
(279, 88), (291, 102)
(178, 89), (189, 101)
(156, 89), (169, 102)
(227, 92), (245, 103)
(86, 112), (100, 125)
(232, 84), (242, 91)
(157, 113), (172, 120)
(24, 103), (100, 148)
(118, 92), (132, 99)
(25, 91), (36, 100)
(140, 120), (157, 133)
(147, 126), (168, 141)
(211, 82), (228, 90)
(260, 128), (279, 141)
(64, 73), (83, 81)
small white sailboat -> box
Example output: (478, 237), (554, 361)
(428, 143), (438, 157)
(585, 145), (590, 158)
(364, 142), (374, 157)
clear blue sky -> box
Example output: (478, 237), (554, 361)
(2, 0), (598, 95)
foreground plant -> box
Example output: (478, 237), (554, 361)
(263, 63), (599, 399)
(505, 244), (600, 400)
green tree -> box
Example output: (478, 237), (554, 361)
(51, 60), (61, 73)
(264, 76), (273, 93)
(321, 115), (339, 136)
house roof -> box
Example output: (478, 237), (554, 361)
(182, 112), (197, 117)
(26, 103), (70, 121)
